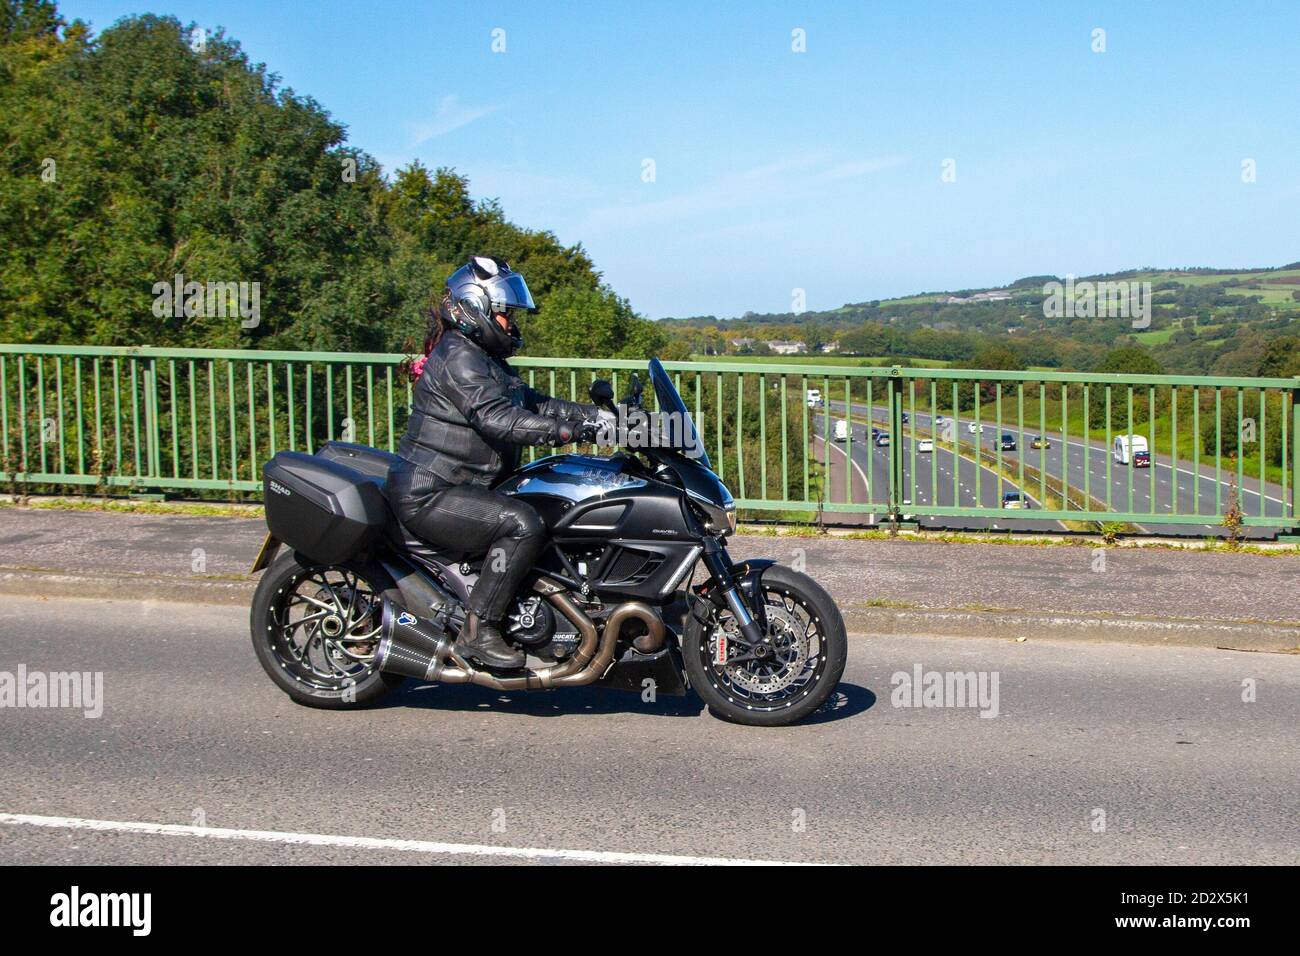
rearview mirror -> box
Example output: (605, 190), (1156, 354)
(589, 379), (614, 406)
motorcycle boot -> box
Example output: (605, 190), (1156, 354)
(457, 611), (525, 670)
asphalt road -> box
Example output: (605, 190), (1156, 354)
(820, 399), (1288, 537)
(3, 595), (1297, 865)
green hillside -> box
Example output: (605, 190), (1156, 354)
(663, 264), (1300, 378)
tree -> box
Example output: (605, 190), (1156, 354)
(838, 321), (893, 356)
(1256, 336), (1300, 378)
(0, 3), (647, 358)
(1, 10), (398, 349)
(1094, 347), (1164, 376)
(959, 345), (1025, 372)
(1201, 400), (1282, 463)
(518, 284), (665, 360)
(801, 320), (829, 353)
(952, 345), (1024, 410)
(1089, 347), (1165, 428)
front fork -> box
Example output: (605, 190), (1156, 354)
(698, 537), (768, 649)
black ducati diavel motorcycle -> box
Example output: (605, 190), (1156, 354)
(249, 358), (846, 726)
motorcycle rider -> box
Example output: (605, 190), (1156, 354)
(388, 256), (607, 669)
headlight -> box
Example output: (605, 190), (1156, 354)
(688, 491), (736, 536)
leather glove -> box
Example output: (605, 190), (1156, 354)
(552, 421), (579, 445)
(573, 419), (603, 444)
(553, 417), (610, 446)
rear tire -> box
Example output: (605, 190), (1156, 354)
(684, 564), (847, 727)
(250, 551), (405, 709)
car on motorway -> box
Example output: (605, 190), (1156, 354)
(875, 432), (890, 447)
(1000, 491), (1027, 509)
(806, 388), (823, 408)
(1113, 433), (1148, 465)
(1133, 450), (1151, 468)
(967, 421), (985, 434)
(917, 438), (935, 453)
(1000, 432), (1016, 450)
(834, 419), (850, 442)
(901, 412), (910, 424)
(934, 414), (946, 428)
(1030, 435), (1050, 449)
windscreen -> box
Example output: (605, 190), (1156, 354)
(648, 357), (711, 469)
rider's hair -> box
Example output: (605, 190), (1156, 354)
(422, 291), (450, 355)
(398, 290), (449, 383)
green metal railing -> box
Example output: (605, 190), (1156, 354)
(1, 344), (1297, 532)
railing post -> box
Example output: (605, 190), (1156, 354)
(143, 364), (157, 482)
(1286, 379), (1300, 541)
(887, 367), (904, 521)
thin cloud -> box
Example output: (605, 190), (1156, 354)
(408, 94), (501, 145)
(821, 155), (908, 181)
(575, 152), (908, 233)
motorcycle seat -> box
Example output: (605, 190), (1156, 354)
(386, 516), (468, 567)
(315, 442), (466, 565)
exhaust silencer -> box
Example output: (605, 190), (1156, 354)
(372, 590), (664, 692)
(373, 599), (455, 681)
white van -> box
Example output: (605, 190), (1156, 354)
(833, 420), (850, 442)
(1113, 434), (1148, 465)
(806, 388), (823, 408)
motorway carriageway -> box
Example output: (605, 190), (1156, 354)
(817, 399), (1287, 537)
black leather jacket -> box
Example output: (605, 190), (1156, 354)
(396, 329), (598, 488)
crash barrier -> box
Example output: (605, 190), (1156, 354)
(1, 344), (1296, 533)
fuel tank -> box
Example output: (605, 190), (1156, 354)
(497, 454), (694, 541)
(497, 454), (701, 602)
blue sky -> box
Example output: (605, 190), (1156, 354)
(60, 0), (1300, 318)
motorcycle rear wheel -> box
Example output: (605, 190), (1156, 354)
(249, 551), (405, 709)
(684, 564), (846, 726)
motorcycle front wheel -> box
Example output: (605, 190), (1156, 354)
(684, 564), (847, 726)
(249, 551), (406, 709)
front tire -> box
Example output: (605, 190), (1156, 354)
(684, 564), (847, 726)
(249, 552), (406, 709)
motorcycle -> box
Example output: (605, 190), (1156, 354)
(249, 358), (846, 726)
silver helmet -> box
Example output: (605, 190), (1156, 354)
(440, 255), (535, 357)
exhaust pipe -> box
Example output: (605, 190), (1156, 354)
(374, 586), (667, 691)
(623, 603), (667, 654)
(373, 601), (457, 681)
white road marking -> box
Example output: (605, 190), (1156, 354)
(815, 434), (872, 494)
(0, 812), (818, 867)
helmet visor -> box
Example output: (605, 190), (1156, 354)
(485, 272), (536, 312)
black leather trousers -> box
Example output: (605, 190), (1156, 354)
(387, 460), (545, 622)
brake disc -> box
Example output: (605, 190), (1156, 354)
(722, 602), (809, 695)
